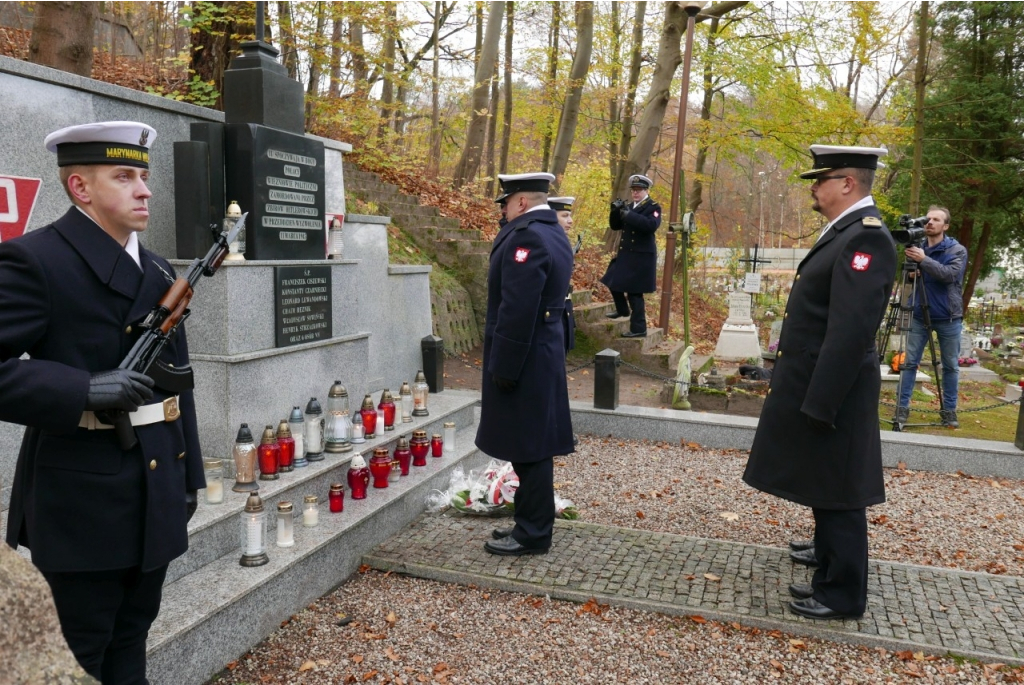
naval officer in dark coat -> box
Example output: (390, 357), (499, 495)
(0, 121), (204, 683)
(742, 144), (896, 620)
(600, 174), (662, 338)
(549, 196), (578, 352)
(476, 173), (575, 556)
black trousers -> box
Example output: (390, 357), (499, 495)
(43, 564), (169, 685)
(811, 508), (868, 616)
(510, 458), (554, 549)
(611, 291), (646, 334)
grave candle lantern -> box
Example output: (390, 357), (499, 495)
(302, 495), (319, 527)
(232, 423), (258, 492)
(289, 406), (307, 468)
(258, 425), (280, 481)
(347, 455), (370, 499)
(369, 447), (393, 488)
(412, 370), (430, 417)
(325, 381), (352, 454)
(239, 491), (268, 567)
(431, 434), (443, 458)
(359, 395), (377, 438)
(276, 420), (295, 472)
(329, 482), (345, 513)
(350, 411), (366, 444)
(443, 422), (456, 454)
(410, 430), (429, 467)
(394, 435), (412, 476)
(224, 200), (245, 261)
(304, 397), (325, 462)
(276, 501), (294, 548)
(378, 389), (397, 431)
(399, 382), (414, 422)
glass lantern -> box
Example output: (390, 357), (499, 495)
(350, 411), (366, 444)
(239, 491), (268, 567)
(431, 434), (443, 458)
(276, 419), (295, 472)
(232, 423), (258, 492)
(347, 454), (369, 499)
(289, 406), (307, 468)
(325, 381), (352, 453)
(224, 200), (245, 261)
(399, 382), (414, 423)
(327, 216), (344, 260)
(412, 370), (430, 417)
(359, 395), (377, 438)
(203, 458), (224, 504)
(302, 495), (319, 527)
(276, 501), (295, 548)
(329, 482), (345, 512)
(304, 397), (325, 462)
(369, 447), (392, 488)
(394, 435), (412, 476)
(378, 389), (396, 431)
(410, 430), (429, 467)
(388, 459), (401, 483)
(258, 425), (280, 481)
(443, 422), (456, 454)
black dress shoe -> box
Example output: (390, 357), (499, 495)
(491, 526), (514, 540)
(484, 537), (549, 556)
(621, 330), (646, 338)
(788, 597), (862, 620)
(789, 539), (814, 551)
(605, 312), (627, 319)
(789, 548), (819, 567)
(789, 583), (813, 599)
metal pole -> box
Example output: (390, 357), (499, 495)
(255, 1), (265, 43)
(658, 3), (703, 334)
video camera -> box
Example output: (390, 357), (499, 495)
(891, 214), (928, 245)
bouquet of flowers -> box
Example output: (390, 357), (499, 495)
(426, 459), (579, 519)
(958, 356), (978, 367)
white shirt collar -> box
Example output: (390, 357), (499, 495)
(75, 206), (142, 269)
(818, 196), (875, 240)
(524, 203), (551, 214)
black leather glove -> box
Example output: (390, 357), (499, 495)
(186, 490), (198, 522)
(85, 370), (154, 412)
(610, 198), (627, 212)
(805, 414), (834, 432)
(493, 375), (518, 392)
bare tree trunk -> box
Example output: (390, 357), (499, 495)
(428, 1), (443, 171)
(328, 9), (343, 98)
(350, 16), (367, 88)
(608, 1), (622, 184)
(190, 1), (243, 110)
(452, 1), (505, 190)
(485, 54), (500, 195)
(612, 1), (646, 196)
(962, 220), (990, 307)
(548, 2), (594, 188)
(498, 1), (514, 177)
(541, 3), (560, 173)
(475, 1), (483, 68)
(908, 1), (929, 215)
(305, 1), (327, 127)
(378, 3), (397, 137)
(28, 1), (98, 77)
(686, 16), (719, 214)
(277, 1), (298, 79)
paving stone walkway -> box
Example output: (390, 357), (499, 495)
(364, 516), (1024, 665)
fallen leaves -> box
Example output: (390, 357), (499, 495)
(704, 573), (721, 581)
(577, 597), (608, 617)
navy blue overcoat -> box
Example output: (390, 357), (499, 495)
(600, 196), (662, 293)
(475, 208), (575, 463)
(743, 206), (896, 510)
(1, 208), (204, 572)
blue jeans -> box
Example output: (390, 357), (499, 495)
(897, 318), (961, 411)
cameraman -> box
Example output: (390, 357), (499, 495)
(896, 206), (968, 428)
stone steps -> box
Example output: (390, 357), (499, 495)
(145, 391), (485, 685)
(573, 298), (688, 376)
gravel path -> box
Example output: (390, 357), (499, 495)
(208, 437), (1024, 684)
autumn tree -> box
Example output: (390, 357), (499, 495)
(548, 2), (594, 188)
(28, 1), (99, 77)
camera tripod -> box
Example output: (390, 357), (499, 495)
(876, 255), (945, 431)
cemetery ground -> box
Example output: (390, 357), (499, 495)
(208, 434), (1024, 684)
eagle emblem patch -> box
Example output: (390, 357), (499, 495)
(514, 248), (530, 263)
(851, 252), (872, 271)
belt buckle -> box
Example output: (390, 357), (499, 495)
(162, 396), (180, 422)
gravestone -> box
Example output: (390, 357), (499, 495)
(713, 291), (762, 361)
(960, 331), (974, 356)
(768, 320), (784, 354)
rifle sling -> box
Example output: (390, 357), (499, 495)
(149, 360), (195, 393)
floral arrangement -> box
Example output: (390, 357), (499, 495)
(426, 460), (579, 520)
(958, 356), (978, 367)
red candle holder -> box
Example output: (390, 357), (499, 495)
(431, 434), (443, 458)
(276, 420), (295, 472)
(394, 436), (412, 475)
(378, 390), (397, 431)
(328, 483), (344, 512)
(410, 430), (429, 467)
(359, 395), (377, 437)
(369, 447), (392, 488)
(347, 455), (370, 499)
(258, 425), (280, 480)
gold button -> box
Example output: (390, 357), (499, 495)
(795, 274), (801, 281)
(149, 460), (157, 470)
(777, 350), (782, 358)
(125, 325), (132, 334)
(767, 388), (772, 395)
(177, 451), (185, 460)
(785, 313), (789, 319)
(545, 311), (550, 318)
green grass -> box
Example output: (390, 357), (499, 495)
(878, 379), (1020, 441)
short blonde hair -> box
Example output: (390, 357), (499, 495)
(58, 165), (93, 204)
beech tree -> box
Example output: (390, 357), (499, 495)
(28, 1), (99, 77)
(548, 2), (594, 188)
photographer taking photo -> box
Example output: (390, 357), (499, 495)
(896, 206), (968, 428)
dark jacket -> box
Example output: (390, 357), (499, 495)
(912, 236), (967, 322)
(600, 196), (662, 293)
(475, 208), (575, 463)
(1, 208), (204, 572)
(743, 205), (897, 510)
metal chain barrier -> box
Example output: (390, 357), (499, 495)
(565, 360), (594, 375)
(879, 395), (1021, 415)
(618, 359), (692, 390)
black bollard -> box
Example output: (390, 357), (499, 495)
(594, 348), (620, 410)
(421, 335), (444, 393)
(1016, 396), (1024, 450)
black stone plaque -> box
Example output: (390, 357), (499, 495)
(274, 266), (333, 348)
(225, 123), (326, 260)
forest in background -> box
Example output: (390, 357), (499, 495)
(6, 0), (1024, 311)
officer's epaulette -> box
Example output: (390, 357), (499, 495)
(862, 216), (882, 228)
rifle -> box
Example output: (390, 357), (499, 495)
(101, 213), (248, 449)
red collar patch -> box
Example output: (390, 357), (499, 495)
(851, 252), (872, 271)
(514, 247), (530, 263)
